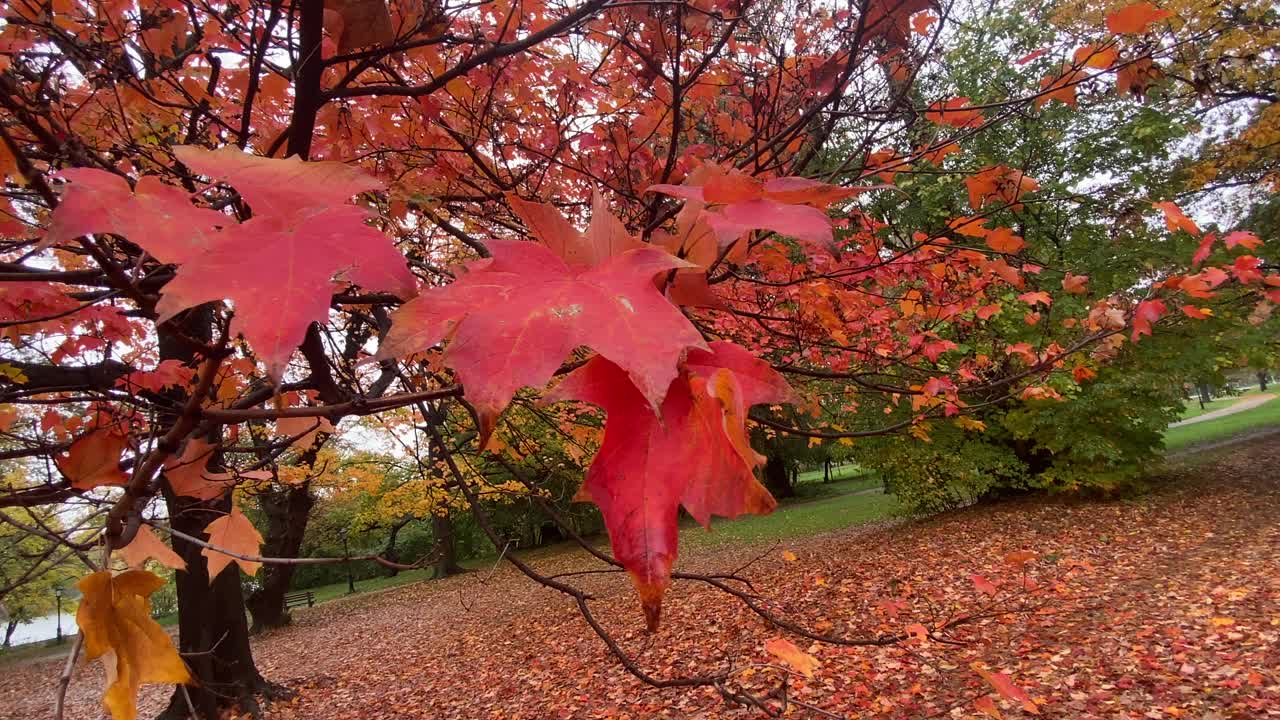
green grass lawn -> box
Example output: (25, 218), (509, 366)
(683, 475), (895, 549)
(1165, 394), (1280, 450)
(796, 463), (871, 484)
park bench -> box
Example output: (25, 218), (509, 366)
(284, 591), (315, 609)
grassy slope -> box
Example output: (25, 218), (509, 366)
(1164, 394), (1280, 449)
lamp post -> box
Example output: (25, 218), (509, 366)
(339, 528), (356, 594)
(54, 588), (63, 644)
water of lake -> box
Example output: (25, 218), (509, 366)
(7, 611), (75, 646)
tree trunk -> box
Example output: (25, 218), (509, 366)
(1197, 383), (1212, 409)
(158, 487), (274, 719)
(154, 306), (274, 718)
(432, 512), (464, 578)
(3, 619), (15, 647)
(1259, 371), (1269, 392)
(381, 516), (413, 577)
(246, 483), (315, 633)
(823, 457), (832, 483)
(763, 455), (795, 499)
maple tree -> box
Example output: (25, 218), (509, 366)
(0, 0), (1274, 718)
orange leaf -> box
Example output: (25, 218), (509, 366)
(201, 506), (263, 581)
(1072, 44), (1118, 69)
(905, 623), (930, 643)
(975, 665), (1039, 713)
(118, 525), (186, 571)
(1062, 273), (1089, 294)
(76, 570), (191, 720)
(163, 438), (235, 501)
(276, 415), (335, 449)
(986, 227), (1026, 254)
(1106, 2), (1173, 34)
(1152, 200), (1200, 235)
(910, 12), (937, 35)
(781, 550), (798, 562)
(764, 637), (821, 678)
(925, 97), (983, 128)
(1017, 291), (1052, 307)
(1223, 230), (1261, 250)
(57, 428), (129, 490)
(974, 694), (1004, 719)
(1003, 550), (1037, 566)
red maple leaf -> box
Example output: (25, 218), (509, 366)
(648, 166), (866, 246)
(545, 342), (794, 629)
(43, 149), (414, 381)
(381, 240), (705, 438)
(1131, 298), (1167, 341)
(506, 191), (645, 270)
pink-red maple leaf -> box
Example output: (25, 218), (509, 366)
(506, 191), (645, 269)
(381, 240), (704, 439)
(1131, 298), (1167, 341)
(43, 149), (414, 382)
(648, 169), (864, 246)
(545, 342), (793, 629)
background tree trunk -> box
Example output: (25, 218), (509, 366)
(763, 455), (796, 499)
(247, 483), (315, 633)
(3, 620), (15, 647)
(432, 512), (464, 578)
(381, 515), (413, 577)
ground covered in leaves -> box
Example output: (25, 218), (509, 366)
(4, 437), (1278, 719)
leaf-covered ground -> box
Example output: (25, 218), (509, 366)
(4, 437), (1278, 719)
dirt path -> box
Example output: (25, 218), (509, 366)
(3, 440), (1277, 720)
(1169, 392), (1275, 427)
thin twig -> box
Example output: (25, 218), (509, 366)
(54, 633), (84, 720)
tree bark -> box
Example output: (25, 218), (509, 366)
(1258, 371), (1269, 392)
(155, 305), (274, 718)
(763, 455), (795, 499)
(246, 483), (315, 633)
(3, 619), (15, 647)
(158, 486), (272, 719)
(432, 512), (464, 578)
(380, 515), (413, 577)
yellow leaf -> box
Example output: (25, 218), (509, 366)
(764, 637), (821, 678)
(1210, 616), (1235, 627)
(76, 570), (191, 720)
(118, 525), (186, 571)
(781, 550), (798, 562)
(201, 505), (263, 580)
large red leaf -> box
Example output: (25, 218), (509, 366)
(172, 146), (382, 223)
(506, 191), (645, 269)
(545, 341), (793, 629)
(42, 170), (226, 260)
(156, 205), (413, 379)
(381, 240), (704, 438)
(42, 150), (414, 382)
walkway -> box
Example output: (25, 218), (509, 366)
(1170, 392), (1275, 427)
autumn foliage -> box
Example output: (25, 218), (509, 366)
(0, 0), (1276, 717)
